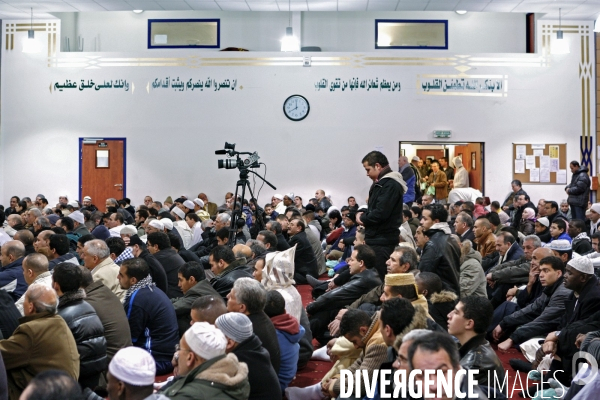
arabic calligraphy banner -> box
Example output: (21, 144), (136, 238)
(51, 77), (238, 93)
(314, 78), (401, 92)
(417, 76), (508, 97)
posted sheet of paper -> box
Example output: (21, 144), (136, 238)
(530, 168), (540, 182)
(540, 155), (550, 169)
(516, 145), (526, 160)
(533, 149), (543, 157)
(540, 168), (550, 183)
(557, 170), (567, 184)
(515, 159), (525, 173)
(550, 158), (559, 172)
(549, 145), (559, 159)
(525, 155), (536, 169)
(531, 144), (545, 149)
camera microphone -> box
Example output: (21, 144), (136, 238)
(215, 150), (228, 155)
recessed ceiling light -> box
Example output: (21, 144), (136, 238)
(133, 10), (143, 14)
(455, 10), (467, 15)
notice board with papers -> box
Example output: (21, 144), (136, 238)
(512, 143), (567, 185)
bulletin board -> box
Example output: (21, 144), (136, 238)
(512, 143), (567, 185)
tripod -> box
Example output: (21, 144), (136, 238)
(229, 168), (276, 247)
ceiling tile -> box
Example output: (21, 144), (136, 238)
(186, 0), (221, 9)
(454, 1), (491, 11)
(482, 2), (520, 12)
(338, 1), (367, 10)
(247, 1), (278, 9)
(307, 1), (336, 10)
(124, 0), (164, 9)
(216, 1), (249, 9)
(395, 1), (427, 11)
(37, 2), (79, 10)
(277, 1), (307, 10)
(367, 1), (398, 11)
(95, 1), (133, 10)
(67, 2), (110, 10)
(425, 0), (459, 10)
(155, 0), (191, 8)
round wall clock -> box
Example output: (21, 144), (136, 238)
(283, 95), (310, 121)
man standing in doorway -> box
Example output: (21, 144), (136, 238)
(357, 151), (406, 280)
(565, 160), (590, 221)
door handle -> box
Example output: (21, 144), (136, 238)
(114, 184), (123, 191)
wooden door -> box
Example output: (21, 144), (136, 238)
(80, 139), (126, 203)
(453, 143), (483, 192)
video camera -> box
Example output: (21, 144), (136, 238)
(215, 142), (260, 170)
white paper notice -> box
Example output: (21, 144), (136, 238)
(550, 158), (559, 172)
(515, 159), (525, 173)
(516, 145), (526, 160)
(540, 168), (550, 183)
(530, 168), (540, 182)
(540, 155), (550, 169)
(531, 144), (545, 149)
(533, 150), (543, 157)
(557, 170), (567, 184)
(525, 155), (536, 169)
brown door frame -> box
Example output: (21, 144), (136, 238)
(399, 141), (485, 194)
(78, 137), (127, 201)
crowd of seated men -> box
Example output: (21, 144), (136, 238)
(0, 155), (595, 400)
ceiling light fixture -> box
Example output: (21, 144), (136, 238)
(133, 10), (144, 14)
(22, 7), (40, 53)
(280, 0), (299, 52)
(455, 10), (467, 15)
(552, 8), (570, 54)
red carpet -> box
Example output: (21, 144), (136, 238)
(292, 281), (530, 399)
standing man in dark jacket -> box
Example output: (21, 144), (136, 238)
(419, 204), (461, 295)
(147, 232), (185, 298)
(215, 312), (281, 400)
(53, 263), (107, 389)
(565, 161), (590, 221)
(306, 245), (382, 344)
(226, 277), (281, 374)
(357, 151), (407, 280)
(287, 218), (319, 284)
(118, 258), (179, 375)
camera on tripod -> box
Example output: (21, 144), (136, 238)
(215, 142), (260, 170)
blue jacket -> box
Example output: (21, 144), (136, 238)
(123, 285), (179, 363)
(271, 314), (305, 392)
(550, 232), (573, 243)
(0, 257), (27, 301)
(400, 164), (416, 203)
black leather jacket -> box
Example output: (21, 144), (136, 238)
(418, 229), (461, 295)
(361, 171), (405, 246)
(210, 258), (253, 301)
(459, 334), (505, 395)
(57, 290), (107, 381)
(306, 268), (381, 315)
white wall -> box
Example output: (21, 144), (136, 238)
(50, 11), (526, 53)
(0, 19), (590, 209)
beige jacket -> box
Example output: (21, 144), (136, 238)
(91, 257), (125, 301)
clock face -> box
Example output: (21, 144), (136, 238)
(283, 95), (310, 121)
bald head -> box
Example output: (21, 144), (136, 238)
(232, 244), (252, 260)
(7, 214), (22, 227)
(23, 253), (49, 274)
(25, 284), (58, 315)
(531, 247), (554, 269)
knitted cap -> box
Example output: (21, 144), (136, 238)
(215, 312), (253, 344)
(184, 322), (227, 361)
(567, 257), (594, 275)
(109, 347), (155, 386)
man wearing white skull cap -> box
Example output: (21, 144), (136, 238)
(160, 322), (250, 400)
(539, 255), (600, 386)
